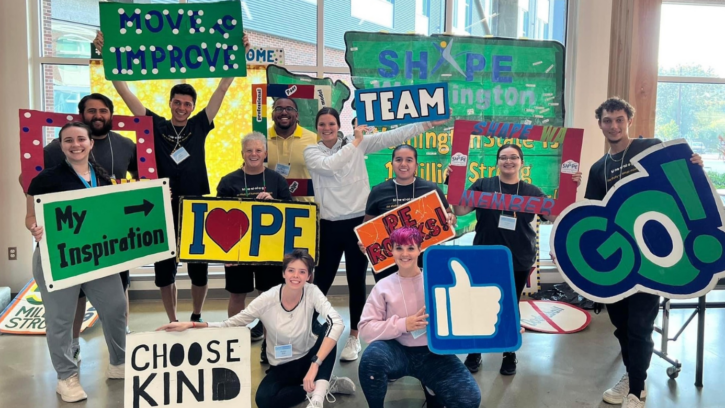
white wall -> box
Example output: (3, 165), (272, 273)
(0, 0), (34, 292)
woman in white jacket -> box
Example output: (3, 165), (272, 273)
(303, 107), (449, 361)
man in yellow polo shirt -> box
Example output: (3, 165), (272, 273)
(267, 97), (317, 202)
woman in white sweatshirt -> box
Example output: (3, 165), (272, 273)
(157, 250), (355, 408)
(303, 107), (449, 362)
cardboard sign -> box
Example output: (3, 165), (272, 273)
(354, 83), (450, 127)
(0, 279), (99, 335)
(19, 109), (157, 193)
(251, 83), (331, 136)
(424, 246), (521, 354)
(178, 198), (319, 264)
(519, 300), (591, 334)
(99, 1), (246, 81)
(354, 191), (455, 273)
(246, 47), (284, 66)
(36, 179), (175, 291)
(125, 327), (251, 408)
(552, 140), (725, 303)
(447, 119), (584, 216)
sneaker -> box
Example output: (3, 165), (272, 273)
(340, 337), (361, 361)
(464, 353), (482, 373)
(190, 313), (203, 323)
(328, 376), (356, 395)
(106, 363), (125, 379)
(305, 398), (323, 408)
(500, 352), (517, 375)
(72, 348), (82, 366)
(126, 326), (132, 335)
(622, 393), (646, 408)
(56, 374), (87, 403)
(603, 374), (648, 404)
(260, 341), (269, 364)
(250, 321), (265, 342)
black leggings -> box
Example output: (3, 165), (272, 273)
(255, 335), (336, 408)
(314, 217), (369, 330)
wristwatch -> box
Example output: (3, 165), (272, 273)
(311, 355), (323, 366)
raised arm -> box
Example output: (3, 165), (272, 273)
(93, 31), (146, 116)
(205, 34), (251, 124)
(362, 111), (452, 154)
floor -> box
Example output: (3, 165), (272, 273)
(0, 293), (723, 408)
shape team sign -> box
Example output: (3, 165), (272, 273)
(178, 198), (319, 264)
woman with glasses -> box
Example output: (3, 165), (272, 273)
(451, 143), (581, 376)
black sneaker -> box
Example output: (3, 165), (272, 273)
(260, 341), (269, 365)
(500, 352), (517, 375)
(250, 321), (264, 342)
(190, 313), (203, 323)
(464, 353), (482, 373)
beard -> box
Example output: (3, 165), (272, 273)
(86, 118), (113, 137)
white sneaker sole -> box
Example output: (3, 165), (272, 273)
(339, 354), (359, 362)
(57, 389), (87, 403)
(603, 390), (647, 404)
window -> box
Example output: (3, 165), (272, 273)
(656, 2), (725, 191)
(453, 0), (471, 35)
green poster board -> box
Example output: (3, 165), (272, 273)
(99, 1), (246, 81)
(36, 179), (175, 291)
(345, 32), (566, 234)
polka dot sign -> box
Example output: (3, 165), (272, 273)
(19, 109), (158, 193)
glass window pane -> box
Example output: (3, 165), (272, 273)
(656, 82), (725, 185)
(659, 4), (725, 78)
(41, 64), (91, 142)
(459, 0), (566, 42)
(324, 0), (445, 67)
(189, 0), (318, 66)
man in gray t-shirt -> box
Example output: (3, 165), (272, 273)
(43, 93), (137, 363)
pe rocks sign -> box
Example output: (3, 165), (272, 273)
(36, 179), (175, 291)
(99, 1), (246, 80)
(126, 327), (251, 408)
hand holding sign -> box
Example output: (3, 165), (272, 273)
(434, 259), (502, 337)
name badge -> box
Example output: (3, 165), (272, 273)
(498, 215), (517, 230)
(275, 163), (291, 177)
(274, 344), (293, 359)
(411, 328), (427, 339)
(171, 146), (190, 164)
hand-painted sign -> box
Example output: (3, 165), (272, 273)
(178, 198), (318, 264)
(251, 83), (331, 136)
(424, 246), (521, 354)
(125, 327), (251, 408)
(0, 279), (99, 335)
(355, 191), (455, 273)
(99, 1), (246, 81)
(447, 119), (584, 216)
(36, 179), (175, 291)
(552, 140), (725, 303)
(354, 83), (450, 127)
(246, 47), (284, 66)
(19, 109), (157, 193)
(519, 300), (591, 334)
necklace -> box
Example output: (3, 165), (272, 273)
(394, 177), (415, 204)
(605, 140), (632, 193)
(243, 167), (266, 196)
(171, 123), (188, 152)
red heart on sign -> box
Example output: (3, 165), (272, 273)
(205, 208), (250, 253)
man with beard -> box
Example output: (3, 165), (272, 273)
(94, 31), (251, 325)
(43, 93), (137, 366)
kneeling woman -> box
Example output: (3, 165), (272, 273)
(158, 250), (355, 408)
(358, 228), (481, 408)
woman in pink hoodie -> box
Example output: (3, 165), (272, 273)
(357, 228), (481, 408)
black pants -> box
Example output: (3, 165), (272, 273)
(606, 293), (660, 396)
(255, 335), (336, 408)
(314, 217), (369, 330)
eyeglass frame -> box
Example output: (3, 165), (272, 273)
(273, 106), (298, 113)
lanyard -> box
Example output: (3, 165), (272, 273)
(243, 168), (266, 196)
(171, 123), (187, 152)
(498, 177), (519, 218)
(394, 178), (415, 204)
(275, 136), (295, 166)
(69, 161), (97, 188)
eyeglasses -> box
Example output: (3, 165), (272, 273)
(273, 106), (298, 113)
(498, 155), (521, 162)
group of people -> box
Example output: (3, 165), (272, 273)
(20, 30), (702, 408)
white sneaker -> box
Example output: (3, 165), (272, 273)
(329, 376), (356, 395)
(622, 394), (646, 408)
(72, 348), (82, 366)
(56, 374), (87, 402)
(305, 396), (324, 408)
(339, 336), (361, 361)
(106, 363), (125, 379)
(603, 374), (647, 404)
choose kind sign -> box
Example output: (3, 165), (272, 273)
(99, 1), (246, 80)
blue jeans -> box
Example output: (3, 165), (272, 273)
(359, 340), (481, 408)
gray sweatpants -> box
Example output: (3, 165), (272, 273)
(32, 249), (126, 380)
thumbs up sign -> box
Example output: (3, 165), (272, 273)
(434, 259), (503, 336)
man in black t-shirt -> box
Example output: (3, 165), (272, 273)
(96, 31), (252, 323)
(42, 93), (137, 363)
(585, 98), (703, 408)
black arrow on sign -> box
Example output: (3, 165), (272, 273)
(124, 199), (154, 216)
